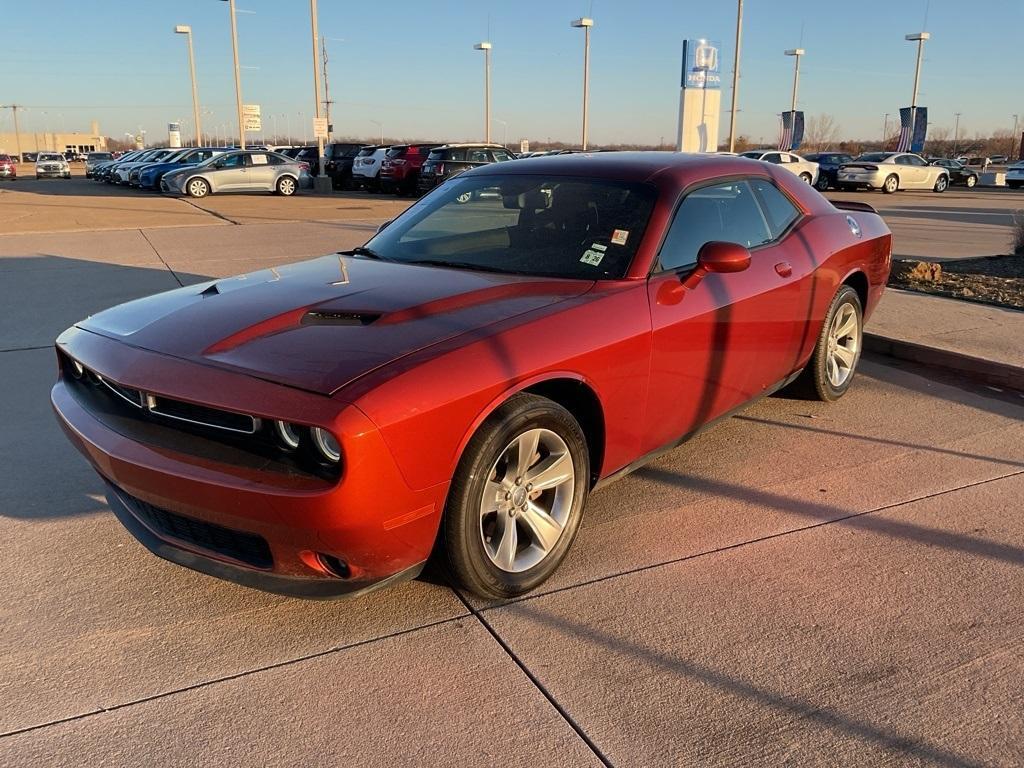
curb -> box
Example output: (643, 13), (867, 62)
(864, 332), (1024, 393)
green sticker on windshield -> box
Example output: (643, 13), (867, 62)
(580, 249), (605, 266)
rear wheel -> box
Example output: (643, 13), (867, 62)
(276, 176), (297, 196)
(815, 174), (830, 191)
(882, 174), (899, 194)
(1008, 181), (1022, 190)
(933, 174), (949, 193)
(186, 177), (210, 198)
(799, 172), (813, 184)
(790, 285), (863, 402)
(443, 394), (589, 599)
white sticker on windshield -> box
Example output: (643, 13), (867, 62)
(590, 243), (607, 252)
(611, 229), (629, 245)
(580, 249), (605, 266)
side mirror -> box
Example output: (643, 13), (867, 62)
(697, 241), (751, 274)
(376, 220), (392, 234)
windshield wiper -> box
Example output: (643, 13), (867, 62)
(409, 259), (506, 274)
(349, 245), (386, 260)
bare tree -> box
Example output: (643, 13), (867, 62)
(802, 114), (840, 152)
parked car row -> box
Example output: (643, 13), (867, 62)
(86, 147), (312, 197)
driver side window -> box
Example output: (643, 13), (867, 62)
(218, 154), (245, 169)
(657, 181), (771, 272)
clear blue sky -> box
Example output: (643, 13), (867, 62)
(1, 0), (1021, 146)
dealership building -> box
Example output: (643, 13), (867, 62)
(0, 122), (108, 158)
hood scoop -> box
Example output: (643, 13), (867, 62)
(199, 283), (221, 297)
(301, 310), (380, 327)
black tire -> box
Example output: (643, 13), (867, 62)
(789, 285), (864, 402)
(275, 175), (297, 196)
(965, 175), (977, 188)
(933, 174), (949, 193)
(186, 177), (210, 198)
(799, 172), (813, 184)
(443, 393), (590, 599)
(882, 174), (899, 194)
(1007, 181), (1021, 190)
(815, 175), (830, 191)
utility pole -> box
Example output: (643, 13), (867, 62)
(321, 35), (333, 141)
(174, 26), (202, 147)
(0, 105), (24, 160)
(784, 48), (804, 114)
(905, 32), (930, 111)
(571, 17), (594, 150)
(474, 42), (492, 143)
(308, 0), (329, 191)
(953, 112), (961, 157)
(1012, 114), (1020, 161)
(728, 0), (744, 152)
(224, 0), (245, 149)
(882, 113), (890, 147)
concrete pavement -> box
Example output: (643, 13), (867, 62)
(2, 189), (1023, 766)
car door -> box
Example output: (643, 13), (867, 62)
(643, 178), (805, 452)
(245, 152), (276, 190)
(209, 152), (248, 191)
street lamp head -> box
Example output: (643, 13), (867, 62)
(571, 17), (594, 28)
(174, 25), (191, 34)
(473, 41), (492, 50)
(905, 32), (930, 41)
(784, 48), (805, 56)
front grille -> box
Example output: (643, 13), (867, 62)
(117, 485), (273, 569)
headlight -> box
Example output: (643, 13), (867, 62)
(311, 427), (341, 463)
(274, 420), (301, 450)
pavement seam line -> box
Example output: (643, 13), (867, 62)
(0, 613), (470, 741)
(175, 196), (240, 225)
(138, 229), (183, 287)
(0, 345), (51, 353)
(479, 467), (1024, 612)
(452, 589), (615, 768)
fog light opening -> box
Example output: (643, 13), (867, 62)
(317, 553), (351, 579)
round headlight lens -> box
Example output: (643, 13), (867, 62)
(311, 427), (341, 463)
(274, 420), (301, 450)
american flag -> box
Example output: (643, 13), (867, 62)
(778, 112), (794, 151)
(896, 107), (914, 152)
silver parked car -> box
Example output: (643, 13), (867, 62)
(161, 150), (310, 197)
(35, 152), (71, 179)
(837, 152), (949, 194)
(738, 150), (820, 185)
(84, 152), (114, 178)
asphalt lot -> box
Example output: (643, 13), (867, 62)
(1, 177), (1022, 766)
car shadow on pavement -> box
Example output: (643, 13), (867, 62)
(500, 601), (986, 768)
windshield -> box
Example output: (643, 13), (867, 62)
(855, 153), (892, 162)
(739, 151), (764, 159)
(364, 174), (658, 280)
(87, 152), (113, 160)
(38, 153), (64, 162)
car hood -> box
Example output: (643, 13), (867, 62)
(77, 255), (593, 395)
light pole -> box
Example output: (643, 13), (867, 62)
(473, 41), (492, 143)
(728, 0), (744, 153)
(1012, 114), (1020, 161)
(953, 112), (961, 157)
(174, 25), (202, 147)
(308, 0), (330, 190)
(882, 113), (890, 146)
(784, 48), (804, 115)
(370, 119), (383, 144)
(570, 17), (593, 150)
(221, 0), (245, 149)
(905, 32), (930, 111)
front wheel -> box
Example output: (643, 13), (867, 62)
(276, 176), (297, 196)
(965, 175), (977, 188)
(186, 177), (210, 198)
(443, 394), (589, 599)
(790, 285), (863, 402)
(815, 175), (830, 191)
(933, 175), (949, 193)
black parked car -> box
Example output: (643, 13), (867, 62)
(323, 142), (370, 189)
(417, 144), (516, 195)
(803, 152), (853, 191)
(928, 158), (978, 188)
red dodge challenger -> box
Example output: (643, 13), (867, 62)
(52, 152), (891, 599)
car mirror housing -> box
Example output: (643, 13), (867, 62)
(697, 241), (752, 274)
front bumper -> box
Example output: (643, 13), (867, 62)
(52, 329), (443, 598)
(0, 167), (15, 178)
(36, 167), (68, 177)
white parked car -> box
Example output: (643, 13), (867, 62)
(351, 145), (388, 191)
(837, 152), (949, 194)
(738, 150), (819, 185)
(1005, 162), (1024, 190)
(35, 152), (71, 179)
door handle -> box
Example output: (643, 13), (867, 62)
(774, 262), (793, 278)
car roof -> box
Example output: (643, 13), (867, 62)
(471, 150), (791, 186)
(434, 143), (509, 150)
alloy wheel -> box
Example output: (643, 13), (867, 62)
(188, 178), (208, 197)
(479, 428), (574, 573)
(826, 303), (860, 388)
(278, 177), (296, 196)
